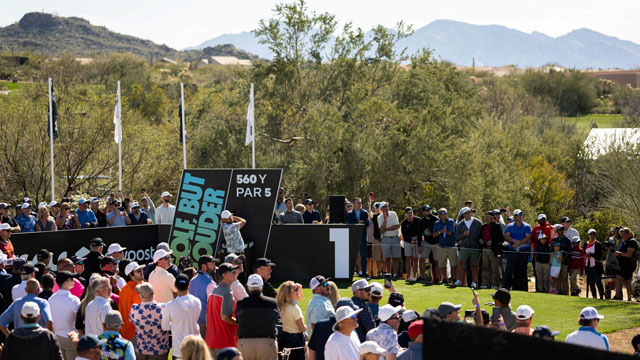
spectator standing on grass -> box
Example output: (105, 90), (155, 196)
(83, 237), (105, 279)
(534, 234), (551, 293)
(378, 202), (401, 279)
(359, 341), (386, 360)
(140, 191), (156, 224)
(532, 214), (553, 290)
(190, 255), (220, 338)
(309, 298), (358, 360)
(553, 224), (572, 295)
(129, 282), (170, 360)
(347, 198), (370, 278)
(253, 258), (277, 298)
(512, 305), (535, 336)
(278, 198), (303, 224)
(306, 275), (335, 334)
(561, 217), (580, 242)
(15, 203), (36, 232)
(614, 227), (638, 301)
(149, 249), (177, 303)
(162, 274), (201, 359)
(48, 271), (81, 360)
(236, 274), (279, 360)
(400, 207), (421, 282)
(118, 262), (145, 341)
(565, 307), (609, 351)
(366, 304), (401, 360)
(351, 279), (376, 342)
(418, 205), (437, 282)
(1, 279), (53, 334)
(583, 229), (605, 299)
(454, 207), (482, 287)
(1, 301), (63, 360)
(569, 237), (585, 296)
(143, 243), (179, 280)
(370, 202), (385, 278)
(437, 302), (461, 322)
(276, 281), (306, 360)
(90, 198), (107, 227)
(85, 277), (113, 336)
(325, 305), (362, 360)
(98, 310), (135, 360)
(12, 263), (38, 301)
(502, 209), (531, 291)
(432, 208), (456, 284)
(223, 254), (249, 301)
(368, 283), (383, 319)
(207, 263), (240, 358)
(155, 191), (176, 225)
(490, 288), (517, 332)
(479, 211), (504, 289)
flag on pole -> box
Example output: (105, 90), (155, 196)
(178, 102), (185, 144)
(245, 84), (254, 146)
(113, 84), (122, 144)
(48, 82), (58, 140)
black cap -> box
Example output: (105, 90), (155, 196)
(70, 256), (86, 265)
(532, 325), (560, 339)
(421, 205), (431, 211)
(422, 307), (439, 320)
(554, 224), (565, 231)
(560, 216), (571, 223)
(175, 273), (190, 291)
(632, 333), (640, 349)
(12, 258), (26, 270)
(404, 207), (413, 213)
(471, 208), (476, 213)
(0, 203), (6, 210)
(485, 211), (495, 216)
(90, 237), (105, 246)
(491, 288), (511, 304)
(465, 200), (473, 204)
(21, 263), (38, 275)
(110, 200), (120, 206)
(493, 209), (501, 215)
(217, 347), (242, 360)
(55, 270), (79, 286)
(36, 249), (50, 260)
(77, 335), (107, 351)
(254, 258), (276, 269)
(304, 199), (313, 205)
(217, 262), (240, 277)
(197, 255), (220, 266)
(388, 292), (404, 307)
(100, 256), (115, 267)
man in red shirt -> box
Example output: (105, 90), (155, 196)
(0, 223), (15, 259)
(206, 262), (240, 358)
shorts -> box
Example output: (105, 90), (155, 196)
(404, 243), (418, 257)
(371, 239), (383, 261)
(381, 236), (401, 259)
(618, 261), (638, 280)
(420, 243), (438, 259)
(458, 247), (481, 266)
(550, 265), (561, 278)
(436, 246), (458, 268)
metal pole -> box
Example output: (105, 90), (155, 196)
(48, 78), (55, 202)
(251, 83), (255, 169)
(117, 81), (122, 192)
(181, 83), (187, 169)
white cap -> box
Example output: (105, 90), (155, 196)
(108, 243), (126, 254)
(21, 203), (30, 209)
(538, 233), (547, 240)
(333, 306), (363, 331)
(153, 249), (173, 263)
(21, 301), (40, 318)
(130, 202), (140, 208)
(161, 191), (172, 197)
(351, 279), (373, 293)
(247, 274), (264, 289)
(221, 210), (232, 219)
(370, 282), (384, 297)
(91, 198), (100, 203)
(516, 305), (534, 320)
(23, 197), (30, 203)
(48, 201), (58, 207)
(0, 223), (10, 231)
(379, 202), (388, 208)
(537, 214), (546, 220)
(124, 262), (145, 276)
(359, 341), (386, 355)
(378, 304), (402, 322)
(513, 209), (523, 216)
(588, 228), (597, 234)
(37, 202), (47, 209)
(580, 306), (604, 320)
(571, 236), (581, 243)
(402, 309), (419, 322)
(459, 207), (471, 214)
(77, 198), (87, 205)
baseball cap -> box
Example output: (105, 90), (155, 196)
(388, 292), (405, 307)
(152, 249), (173, 263)
(437, 302), (461, 318)
(370, 282), (384, 297)
(55, 270), (79, 286)
(493, 209), (501, 215)
(107, 243), (126, 254)
(37, 202), (47, 209)
(77, 335), (107, 351)
(580, 306), (604, 320)
(224, 253), (243, 264)
(422, 307), (439, 319)
(20, 203), (30, 209)
(104, 310), (123, 328)
(130, 201), (140, 208)
(156, 242), (170, 251)
(588, 228), (597, 235)
(49, 201), (60, 207)
(491, 288), (511, 304)
(379, 202), (388, 208)
(254, 258), (276, 268)
(161, 191), (172, 197)
(77, 198), (87, 205)
(221, 210), (232, 219)
(217, 347), (241, 360)
(351, 279), (373, 292)
(485, 211), (495, 216)
(537, 214), (546, 220)
(532, 325), (560, 339)
(459, 207), (471, 214)
(217, 262), (239, 277)
(310, 275), (330, 291)
(507, 216), (515, 222)
(404, 207), (413, 214)
(70, 256), (86, 265)
(175, 274), (190, 291)
(91, 198), (99, 203)
(36, 249), (50, 260)
(0, 223), (9, 231)
(552, 242), (561, 247)
(90, 237), (105, 246)
(197, 255), (219, 266)
(560, 216), (571, 223)
(100, 256), (116, 268)
(402, 309), (419, 323)
(124, 262), (145, 276)
(247, 274), (264, 289)
(333, 305), (363, 331)
(12, 258), (26, 271)
(110, 200), (120, 206)
(378, 304), (402, 322)
(21, 301), (40, 319)
(571, 236), (581, 243)
(554, 224), (564, 231)
(516, 305), (534, 320)
(408, 320), (424, 339)
(21, 263), (38, 275)
(421, 205), (431, 211)
(538, 233), (547, 239)
(358, 341), (386, 355)
(513, 209), (523, 216)
(304, 199), (313, 205)
(0, 203), (7, 210)
(336, 298), (359, 310)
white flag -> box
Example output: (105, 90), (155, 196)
(113, 82), (122, 144)
(245, 84), (254, 146)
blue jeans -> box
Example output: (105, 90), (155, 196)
(360, 235), (368, 275)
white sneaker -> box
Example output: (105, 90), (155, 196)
(471, 282), (477, 288)
(454, 280), (461, 286)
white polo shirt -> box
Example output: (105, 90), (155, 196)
(84, 295), (111, 336)
(149, 266), (177, 303)
(48, 289), (81, 338)
(565, 326), (609, 351)
(325, 330), (361, 360)
(378, 211), (400, 238)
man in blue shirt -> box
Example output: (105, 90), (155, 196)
(346, 198), (370, 278)
(189, 255), (219, 338)
(502, 209), (532, 291)
(432, 208), (456, 284)
(15, 203), (36, 233)
(76, 198), (98, 228)
(0, 279), (53, 333)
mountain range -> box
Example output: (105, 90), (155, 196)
(188, 20), (640, 69)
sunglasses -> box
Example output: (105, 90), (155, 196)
(349, 314), (358, 319)
(322, 282), (328, 287)
(361, 288), (371, 292)
(75, 261), (84, 265)
(234, 260), (244, 265)
(440, 212), (448, 215)
(388, 315), (400, 320)
(163, 256), (171, 261)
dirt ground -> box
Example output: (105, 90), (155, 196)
(607, 326), (640, 354)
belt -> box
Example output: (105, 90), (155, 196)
(238, 336), (276, 339)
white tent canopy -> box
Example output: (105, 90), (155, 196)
(583, 128), (640, 159)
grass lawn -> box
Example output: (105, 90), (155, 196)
(293, 278), (640, 341)
(560, 114), (624, 130)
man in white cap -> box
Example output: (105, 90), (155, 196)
(222, 210), (247, 255)
(359, 341), (386, 360)
(366, 304), (402, 360)
(306, 275), (335, 333)
(351, 279), (376, 342)
(118, 262), (145, 342)
(565, 307), (609, 351)
(0, 203), (21, 233)
(15, 202), (36, 232)
(155, 191), (176, 225)
(2, 301), (63, 360)
(127, 201), (149, 225)
(0, 223), (16, 259)
(149, 249), (177, 303)
(89, 198), (107, 227)
(325, 306), (362, 360)
(512, 305), (535, 335)
(107, 243), (127, 264)
(236, 274), (279, 360)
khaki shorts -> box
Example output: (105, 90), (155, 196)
(371, 238), (383, 261)
(458, 247), (481, 266)
(404, 243), (419, 257)
(420, 243), (438, 259)
(381, 236), (401, 258)
(436, 246), (458, 268)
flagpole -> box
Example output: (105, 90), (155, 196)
(48, 78), (55, 202)
(181, 83), (187, 169)
(251, 83), (255, 169)
(117, 81), (122, 192)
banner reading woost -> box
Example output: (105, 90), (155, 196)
(168, 169), (282, 262)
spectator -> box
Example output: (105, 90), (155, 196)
(118, 262), (145, 341)
(83, 237), (105, 279)
(347, 198), (370, 278)
(149, 249), (177, 303)
(76, 198), (98, 228)
(306, 275), (335, 333)
(98, 310), (135, 360)
(397, 320), (422, 360)
(561, 216), (580, 242)
(85, 277), (113, 336)
(15, 203), (36, 232)
(532, 325), (560, 340)
(90, 198), (107, 227)
(614, 227), (638, 301)
(12, 263), (38, 301)
(0, 203), (21, 233)
(74, 334), (107, 360)
(397, 310), (418, 343)
(303, 199), (323, 224)
(295, 203), (305, 213)
(35, 205), (56, 232)
(325, 306), (362, 360)
(631, 333), (640, 357)
(236, 274), (278, 360)
(388, 293), (404, 308)
(512, 305), (534, 335)
(0, 223), (15, 259)
(130, 282), (170, 360)
(358, 341), (386, 360)
(401, 208), (421, 282)
(222, 211), (247, 255)
(56, 202), (79, 230)
(418, 205), (437, 283)
(190, 255), (220, 338)
(368, 283), (383, 319)
(48, 201), (60, 219)
(1, 301), (63, 360)
(327, 281), (340, 308)
(223, 254), (249, 301)
(378, 202), (401, 279)
(181, 335), (214, 360)
(144, 243), (180, 280)
(207, 263), (240, 357)
(128, 201), (149, 225)
(276, 281), (306, 360)
(253, 258), (276, 298)
(48, 270), (81, 360)
(534, 234), (551, 293)
(155, 191), (176, 225)
(583, 229), (605, 299)
(479, 211), (504, 289)
(565, 307), (609, 351)
(350, 279), (376, 342)
(216, 347), (241, 360)
(490, 288), (517, 331)
(366, 304), (401, 360)
(531, 214), (553, 289)
(553, 224), (572, 295)
(99, 256), (121, 294)
(38, 273), (55, 300)
(309, 298), (358, 360)
(454, 207), (482, 287)
(274, 188), (287, 218)
(71, 256), (87, 286)
(0, 279), (53, 333)
(369, 202), (385, 277)
(432, 208), (456, 284)
(107, 243), (127, 266)
(437, 302), (461, 322)
(502, 209), (531, 291)
(569, 237), (586, 296)
(278, 199), (303, 224)
(107, 200), (131, 227)
(140, 192), (156, 225)
(162, 274), (201, 359)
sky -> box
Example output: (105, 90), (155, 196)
(1, 0), (639, 50)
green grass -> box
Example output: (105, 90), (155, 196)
(293, 279), (640, 341)
(560, 114), (624, 129)
(0, 81), (22, 91)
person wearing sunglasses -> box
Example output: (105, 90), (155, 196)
(306, 275), (335, 335)
(149, 249), (178, 303)
(207, 262), (241, 357)
(432, 208), (457, 284)
(325, 306), (363, 360)
(365, 304), (402, 360)
(350, 279), (376, 342)
(225, 253), (249, 301)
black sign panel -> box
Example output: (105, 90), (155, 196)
(168, 169), (282, 263)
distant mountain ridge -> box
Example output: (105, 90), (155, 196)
(188, 19), (640, 69)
